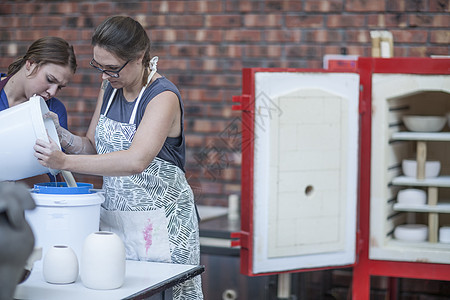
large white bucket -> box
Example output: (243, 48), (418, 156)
(25, 182), (105, 268)
(0, 95), (60, 181)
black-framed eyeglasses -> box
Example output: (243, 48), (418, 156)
(89, 58), (130, 78)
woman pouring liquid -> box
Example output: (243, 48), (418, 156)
(1, 37), (76, 185)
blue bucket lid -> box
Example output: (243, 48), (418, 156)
(33, 182), (94, 194)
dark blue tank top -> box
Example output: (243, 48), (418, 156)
(101, 77), (186, 172)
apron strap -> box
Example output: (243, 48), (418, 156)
(129, 56), (158, 124)
(104, 88), (117, 116)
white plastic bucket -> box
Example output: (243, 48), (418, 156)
(25, 182), (105, 268)
(0, 95), (60, 181)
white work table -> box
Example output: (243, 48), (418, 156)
(15, 260), (204, 300)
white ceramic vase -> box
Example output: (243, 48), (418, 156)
(80, 231), (126, 290)
(43, 245), (79, 284)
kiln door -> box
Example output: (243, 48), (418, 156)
(251, 72), (359, 274)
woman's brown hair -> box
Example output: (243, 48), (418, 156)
(91, 16), (151, 87)
(7, 36), (77, 76)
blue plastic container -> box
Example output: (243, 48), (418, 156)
(33, 182), (94, 194)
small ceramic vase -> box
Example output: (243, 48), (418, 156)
(43, 245), (79, 284)
(81, 231), (126, 290)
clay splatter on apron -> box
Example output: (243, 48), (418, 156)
(143, 218), (153, 254)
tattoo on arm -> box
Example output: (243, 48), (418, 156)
(101, 79), (108, 90)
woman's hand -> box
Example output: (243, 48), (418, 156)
(34, 136), (66, 170)
(43, 111), (63, 140)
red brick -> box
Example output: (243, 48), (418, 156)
(244, 14), (283, 27)
(265, 1), (303, 12)
(430, 30), (450, 44)
(387, 0), (428, 12)
(185, 134), (205, 148)
(224, 182), (242, 194)
(346, 0), (385, 12)
(184, 1), (223, 13)
(79, 2), (113, 14)
(80, 29), (94, 41)
(149, 1), (185, 13)
(160, 58), (189, 71)
(204, 45), (243, 58)
(367, 14), (408, 28)
(245, 45), (282, 57)
(265, 30), (302, 43)
(225, 1), (260, 13)
(115, 2), (149, 14)
(208, 74), (241, 88)
(15, 3), (47, 14)
(286, 15), (324, 28)
(193, 119), (231, 133)
(169, 45), (206, 57)
(223, 30), (262, 42)
(324, 45), (346, 55)
(205, 88), (229, 102)
(193, 59), (218, 71)
(391, 29), (428, 43)
(409, 14), (450, 27)
(73, 43), (93, 56)
(15, 30), (47, 41)
(286, 45), (323, 58)
(403, 45), (423, 57)
(305, 0), (343, 12)
(0, 16), (26, 28)
(47, 3), (78, 14)
(429, 0), (449, 12)
(305, 29), (344, 43)
(327, 14), (366, 27)
(167, 15), (203, 27)
(151, 29), (178, 42)
(167, 1), (188, 13)
(349, 45), (371, 56)
(46, 29), (80, 41)
(205, 15), (242, 28)
(135, 15), (166, 28)
(0, 4), (14, 14)
(393, 47), (409, 57)
(30, 15), (63, 27)
(184, 30), (224, 42)
(425, 46), (450, 56)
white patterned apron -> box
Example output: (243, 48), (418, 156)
(95, 57), (203, 299)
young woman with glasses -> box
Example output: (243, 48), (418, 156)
(34, 16), (203, 299)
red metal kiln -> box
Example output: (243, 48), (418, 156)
(231, 57), (450, 299)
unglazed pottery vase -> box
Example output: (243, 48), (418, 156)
(0, 182), (36, 300)
(81, 231), (126, 290)
(43, 245), (79, 284)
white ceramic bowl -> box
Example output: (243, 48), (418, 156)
(439, 226), (450, 243)
(397, 188), (426, 205)
(394, 224), (428, 242)
(403, 115), (446, 132)
(402, 159), (441, 178)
